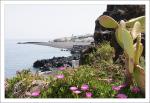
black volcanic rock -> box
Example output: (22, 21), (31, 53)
(33, 56), (72, 71)
(33, 45), (91, 71)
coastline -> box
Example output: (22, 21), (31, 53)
(5, 40), (71, 78)
(31, 42), (92, 72)
(4, 4), (146, 99)
(18, 41), (92, 49)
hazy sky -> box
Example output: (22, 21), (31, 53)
(4, 4), (106, 40)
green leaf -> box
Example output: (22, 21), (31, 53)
(126, 16), (145, 32)
(131, 21), (142, 40)
(98, 15), (119, 28)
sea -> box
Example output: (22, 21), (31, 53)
(4, 39), (71, 78)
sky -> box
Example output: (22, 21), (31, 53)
(4, 4), (106, 40)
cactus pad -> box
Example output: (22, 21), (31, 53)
(126, 16), (145, 32)
(98, 15), (119, 28)
(131, 21), (142, 40)
(121, 29), (134, 73)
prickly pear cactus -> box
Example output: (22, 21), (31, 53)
(121, 28), (134, 73)
(134, 35), (143, 65)
(126, 16), (145, 32)
(134, 65), (145, 93)
(131, 21), (142, 40)
(98, 15), (119, 28)
(99, 15), (145, 93)
(115, 20), (126, 49)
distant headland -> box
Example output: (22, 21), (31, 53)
(17, 34), (94, 49)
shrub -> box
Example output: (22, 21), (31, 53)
(83, 41), (115, 65)
(5, 41), (144, 98)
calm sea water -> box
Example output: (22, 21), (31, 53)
(5, 39), (71, 78)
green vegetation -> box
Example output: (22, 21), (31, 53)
(83, 42), (114, 65)
(99, 15), (145, 93)
(4, 14), (146, 98)
(5, 42), (144, 98)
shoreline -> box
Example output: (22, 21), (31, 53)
(17, 41), (92, 49)
(17, 41), (92, 73)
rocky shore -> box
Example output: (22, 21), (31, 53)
(33, 56), (72, 71)
(33, 44), (92, 71)
(18, 35), (94, 71)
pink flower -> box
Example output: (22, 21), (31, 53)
(31, 91), (40, 97)
(86, 92), (92, 98)
(70, 86), (78, 91)
(56, 74), (64, 79)
(118, 83), (127, 88)
(116, 94), (127, 98)
(112, 86), (121, 91)
(73, 90), (81, 94)
(81, 84), (89, 91)
(112, 83), (127, 91)
(131, 87), (140, 94)
(57, 67), (65, 70)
